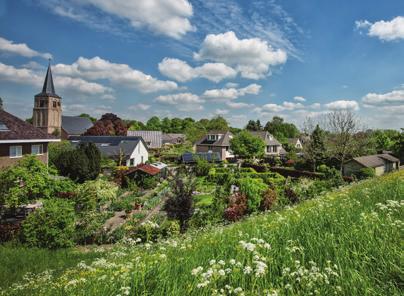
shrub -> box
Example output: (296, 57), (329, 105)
(194, 157), (212, 177)
(355, 168), (376, 180)
(74, 211), (111, 245)
(223, 192), (247, 222)
(75, 179), (118, 213)
(140, 176), (158, 190)
(21, 199), (76, 249)
(260, 188), (277, 211)
(0, 156), (53, 207)
(160, 220), (180, 237)
(284, 187), (299, 204)
(238, 178), (268, 212)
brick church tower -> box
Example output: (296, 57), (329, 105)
(33, 62), (62, 135)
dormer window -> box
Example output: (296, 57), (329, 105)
(208, 134), (221, 141)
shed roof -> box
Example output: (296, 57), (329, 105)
(349, 154), (399, 168)
(125, 164), (161, 176)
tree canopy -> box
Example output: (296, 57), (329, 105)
(84, 113), (127, 136)
(230, 130), (265, 159)
(264, 116), (299, 142)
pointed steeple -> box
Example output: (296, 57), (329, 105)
(41, 60), (58, 96)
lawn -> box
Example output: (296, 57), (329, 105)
(1, 171), (403, 295)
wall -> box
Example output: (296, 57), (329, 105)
(0, 143), (48, 169)
(127, 141), (149, 167)
(196, 145), (226, 160)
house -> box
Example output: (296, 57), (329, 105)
(343, 154), (400, 176)
(288, 138), (303, 150)
(61, 116), (93, 139)
(162, 133), (186, 145)
(0, 109), (60, 169)
(69, 136), (148, 167)
(249, 131), (286, 158)
(195, 131), (234, 161)
(127, 131), (162, 149)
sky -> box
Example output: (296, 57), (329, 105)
(0, 0), (403, 129)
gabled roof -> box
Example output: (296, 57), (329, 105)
(287, 138), (301, 145)
(69, 136), (147, 159)
(349, 154), (400, 168)
(35, 64), (60, 98)
(196, 131), (232, 147)
(62, 116), (93, 136)
(127, 130), (162, 149)
(0, 109), (58, 142)
(249, 131), (282, 146)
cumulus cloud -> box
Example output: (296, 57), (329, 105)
(0, 36), (52, 59)
(226, 101), (254, 109)
(255, 101), (304, 113)
(324, 100), (359, 111)
(155, 92), (203, 105)
(202, 83), (261, 101)
(79, 0), (194, 39)
(129, 103), (151, 111)
(293, 96), (306, 102)
(54, 56), (178, 93)
(0, 62), (112, 96)
(362, 89), (404, 105)
(356, 16), (404, 41)
(158, 58), (237, 82)
(194, 31), (287, 79)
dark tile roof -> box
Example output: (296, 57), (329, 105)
(196, 131), (233, 147)
(350, 154), (400, 168)
(0, 109), (57, 141)
(127, 131), (162, 148)
(69, 136), (146, 159)
(62, 116), (93, 136)
(35, 64), (60, 98)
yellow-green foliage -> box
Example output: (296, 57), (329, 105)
(2, 171), (403, 295)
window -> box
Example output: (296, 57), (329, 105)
(9, 146), (22, 158)
(31, 144), (43, 155)
(53, 101), (57, 108)
(141, 156), (144, 163)
(130, 158), (135, 166)
(208, 146), (213, 151)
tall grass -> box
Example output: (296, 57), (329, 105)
(1, 171), (403, 296)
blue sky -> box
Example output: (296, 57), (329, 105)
(0, 0), (403, 129)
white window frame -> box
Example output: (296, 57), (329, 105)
(9, 145), (23, 158)
(31, 144), (44, 155)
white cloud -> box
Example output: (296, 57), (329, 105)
(214, 109), (229, 115)
(81, 0), (194, 39)
(0, 62), (112, 96)
(293, 96), (306, 102)
(256, 101), (304, 113)
(226, 101), (254, 109)
(194, 31), (287, 79)
(362, 89), (404, 105)
(54, 56), (178, 93)
(310, 103), (321, 109)
(0, 36), (52, 59)
(129, 103), (151, 111)
(158, 58), (236, 82)
(202, 83), (261, 101)
(155, 92), (203, 105)
(356, 16), (404, 41)
(324, 100), (359, 111)
(225, 82), (239, 88)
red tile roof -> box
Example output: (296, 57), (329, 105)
(125, 164), (161, 176)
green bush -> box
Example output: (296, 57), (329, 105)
(74, 211), (111, 245)
(75, 179), (118, 213)
(238, 178), (268, 212)
(139, 176), (158, 190)
(0, 156), (53, 207)
(21, 199), (76, 249)
(356, 168), (376, 180)
(194, 158), (212, 177)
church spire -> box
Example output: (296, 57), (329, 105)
(41, 60), (58, 97)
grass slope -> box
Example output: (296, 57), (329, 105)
(1, 171), (403, 296)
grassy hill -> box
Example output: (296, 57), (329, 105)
(1, 171), (403, 296)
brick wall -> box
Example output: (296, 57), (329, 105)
(0, 143), (48, 169)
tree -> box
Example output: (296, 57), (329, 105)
(393, 128), (404, 161)
(230, 130), (265, 159)
(163, 174), (196, 232)
(146, 116), (162, 131)
(84, 113), (127, 136)
(246, 120), (262, 131)
(48, 141), (74, 168)
(82, 143), (101, 180)
(207, 116), (229, 131)
(304, 124), (326, 171)
(264, 116), (299, 141)
(326, 110), (360, 173)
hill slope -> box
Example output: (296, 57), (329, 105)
(3, 171), (403, 296)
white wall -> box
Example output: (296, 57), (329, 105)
(126, 141), (149, 167)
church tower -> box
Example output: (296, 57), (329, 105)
(33, 62), (62, 135)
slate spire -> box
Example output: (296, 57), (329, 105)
(41, 60), (58, 96)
